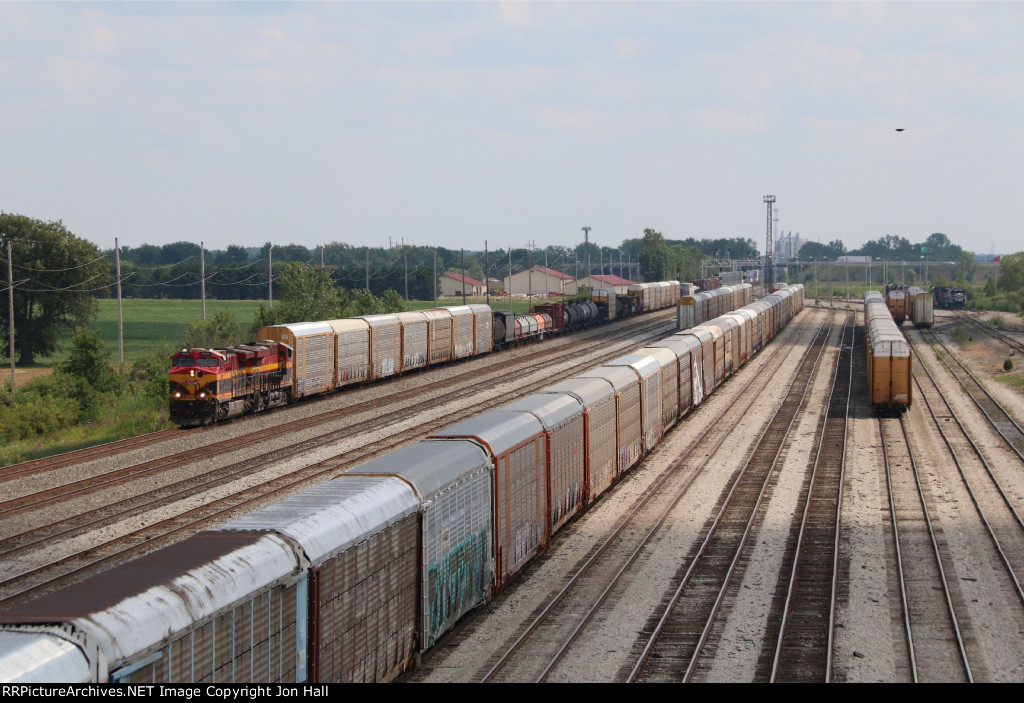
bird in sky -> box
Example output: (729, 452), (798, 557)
(895, 128), (905, 132)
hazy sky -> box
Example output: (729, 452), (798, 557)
(2, 1), (1022, 256)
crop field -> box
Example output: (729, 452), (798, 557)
(32, 299), (266, 366)
(28, 296), (556, 367)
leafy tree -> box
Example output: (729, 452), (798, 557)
(56, 327), (115, 388)
(345, 289), (383, 317)
(0, 213), (112, 364)
(217, 245), (250, 265)
(183, 310), (246, 350)
(130, 340), (180, 401)
(252, 262), (345, 331)
(998, 252), (1024, 294)
(159, 241), (201, 265)
(984, 275), (997, 297)
(639, 229), (672, 282)
(380, 289), (407, 314)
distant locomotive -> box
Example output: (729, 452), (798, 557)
(932, 285), (966, 310)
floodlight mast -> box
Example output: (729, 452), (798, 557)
(763, 195), (776, 292)
(582, 226), (591, 281)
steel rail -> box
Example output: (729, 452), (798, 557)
(919, 328), (1024, 462)
(910, 342), (1024, 609)
(769, 311), (854, 682)
(625, 310), (835, 682)
(479, 308), (822, 683)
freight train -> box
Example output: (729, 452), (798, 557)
(932, 286), (966, 310)
(881, 285), (933, 329)
(0, 286), (805, 684)
(884, 284), (908, 325)
(865, 290), (912, 413)
(170, 282), (682, 427)
(906, 286), (933, 328)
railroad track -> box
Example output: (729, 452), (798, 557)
(468, 308), (832, 684)
(877, 413), (973, 682)
(953, 311), (1024, 355)
(0, 313), (679, 608)
(626, 309), (840, 682)
(0, 428), (181, 478)
(0, 314), (672, 520)
(917, 328), (1024, 462)
(765, 310), (854, 682)
(912, 345), (1024, 612)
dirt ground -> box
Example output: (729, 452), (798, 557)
(4, 367), (53, 387)
(933, 309), (1024, 424)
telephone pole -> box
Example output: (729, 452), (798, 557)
(582, 226), (591, 279)
(763, 195), (776, 292)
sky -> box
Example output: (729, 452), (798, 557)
(2, 1), (1022, 257)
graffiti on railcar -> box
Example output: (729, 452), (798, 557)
(426, 528), (489, 646)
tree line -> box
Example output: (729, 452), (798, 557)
(5, 210), (1022, 368)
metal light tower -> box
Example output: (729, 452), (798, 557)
(582, 226), (591, 280)
(763, 195), (775, 292)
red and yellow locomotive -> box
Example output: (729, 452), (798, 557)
(169, 342), (292, 426)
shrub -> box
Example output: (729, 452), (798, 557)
(1006, 358), (1014, 372)
(950, 327), (971, 345)
(129, 341), (178, 401)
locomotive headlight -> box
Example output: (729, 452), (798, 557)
(199, 392), (205, 398)
(174, 392), (181, 398)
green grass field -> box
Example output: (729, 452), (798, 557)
(25, 296), (552, 367)
(29, 299), (266, 366)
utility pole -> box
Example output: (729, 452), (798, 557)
(582, 227), (591, 281)
(7, 239), (14, 384)
(365, 248), (369, 290)
(268, 244), (273, 309)
(403, 238), (408, 301)
(527, 241), (534, 301)
(116, 238), (124, 366)
(763, 195), (776, 292)
(508, 247), (513, 312)
(199, 240), (206, 321)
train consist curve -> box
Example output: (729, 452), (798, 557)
(0, 286), (804, 684)
(169, 282), (685, 427)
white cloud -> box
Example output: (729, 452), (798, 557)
(694, 109), (767, 134)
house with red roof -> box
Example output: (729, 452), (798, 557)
(438, 271), (486, 297)
(565, 273), (635, 295)
(503, 266), (577, 297)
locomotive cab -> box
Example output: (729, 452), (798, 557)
(169, 344), (291, 427)
(169, 350), (229, 426)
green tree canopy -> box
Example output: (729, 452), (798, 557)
(998, 252), (1024, 294)
(639, 229), (672, 282)
(1, 213), (112, 364)
(183, 310), (247, 350)
(253, 262), (346, 330)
